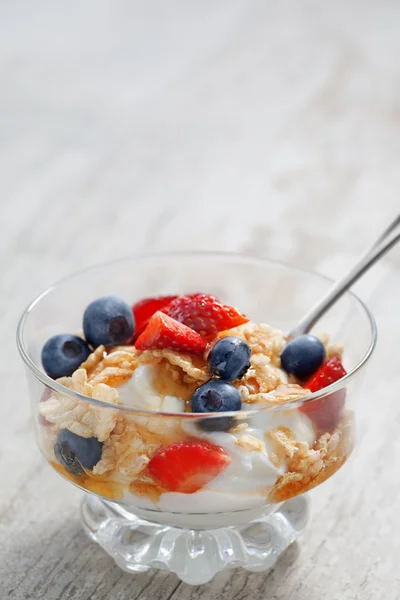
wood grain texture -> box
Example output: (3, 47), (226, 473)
(1, 1), (400, 598)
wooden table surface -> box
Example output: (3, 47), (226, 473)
(1, 1), (400, 598)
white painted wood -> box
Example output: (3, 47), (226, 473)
(1, 1), (400, 598)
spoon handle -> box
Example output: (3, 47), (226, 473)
(289, 214), (400, 338)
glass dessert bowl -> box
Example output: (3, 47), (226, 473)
(17, 252), (376, 585)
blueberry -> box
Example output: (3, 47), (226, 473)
(54, 429), (103, 476)
(280, 334), (326, 380)
(191, 380), (242, 413)
(41, 334), (91, 379)
(83, 296), (135, 347)
(191, 380), (242, 431)
(208, 337), (251, 381)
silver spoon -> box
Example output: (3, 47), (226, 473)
(289, 214), (400, 338)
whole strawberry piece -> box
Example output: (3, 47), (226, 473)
(163, 293), (248, 336)
(148, 440), (231, 493)
(132, 295), (177, 337)
(301, 356), (347, 431)
(135, 311), (208, 354)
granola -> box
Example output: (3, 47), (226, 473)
(218, 322), (287, 367)
(40, 368), (118, 441)
(138, 348), (209, 384)
(235, 358), (308, 405)
(93, 415), (186, 478)
(267, 413), (353, 502)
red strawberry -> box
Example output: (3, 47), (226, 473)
(305, 356), (347, 392)
(135, 311), (208, 354)
(148, 440), (231, 493)
(300, 356), (347, 431)
(132, 295), (178, 337)
(163, 293), (248, 336)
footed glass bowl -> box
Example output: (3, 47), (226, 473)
(17, 253), (376, 585)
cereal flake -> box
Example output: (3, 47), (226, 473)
(40, 369), (119, 441)
(219, 322), (287, 366)
(140, 348), (209, 383)
(236, 434), (266, 453)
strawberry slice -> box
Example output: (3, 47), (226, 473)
(163, 293), (248, 336)
(305, 356), (347, 392)
(135, 311), (208, 354)
(132, 295), (177, 337)
(300, 356), (347, 431)
(148, 440), (231, 493)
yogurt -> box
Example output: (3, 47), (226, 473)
(118, 364), (185, 413)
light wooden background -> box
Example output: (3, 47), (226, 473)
(1, 1), (400, 599)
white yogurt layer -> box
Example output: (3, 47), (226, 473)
(118, 364), (185, 412)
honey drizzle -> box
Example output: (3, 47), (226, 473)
(50, 461), (124, 500)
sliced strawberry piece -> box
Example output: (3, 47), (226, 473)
(135, 311), (208, 354)
(132, 295), (177, 337)
(305, 356), (347, 392)
(163, 293), (248, 336)
(148, 440), (231, 493)
(300, 356), (347, 431)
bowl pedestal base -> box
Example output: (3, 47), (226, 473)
(80, 493), (310, 585)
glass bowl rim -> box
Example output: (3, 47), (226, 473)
(16, 250), (377, 418)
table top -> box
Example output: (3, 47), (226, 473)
(1, 1), (400, 599)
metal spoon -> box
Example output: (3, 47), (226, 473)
(289, 214), (400, 338)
